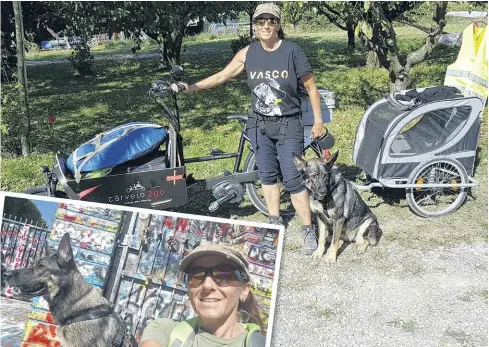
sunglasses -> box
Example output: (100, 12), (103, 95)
(185, 265), (248, 287)
(254, 18), (279, 27)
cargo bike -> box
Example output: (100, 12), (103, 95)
(26, 65), (336, 215)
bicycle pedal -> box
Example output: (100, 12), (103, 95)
(211, 147), (223, 156)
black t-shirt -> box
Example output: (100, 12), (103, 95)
(245, 40), (312, 139)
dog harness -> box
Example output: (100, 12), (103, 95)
(168, 317), (265, 347)
(60, 304), (137, 347)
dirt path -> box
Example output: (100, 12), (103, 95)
(270, 169), (488, 347)
(272, 239), (487, 347)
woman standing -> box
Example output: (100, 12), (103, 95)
(140, 243), (266, 346)
(173, 3), (325, 254)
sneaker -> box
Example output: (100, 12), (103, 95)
(268, 215), (284, 226)
(302, 225), (318, 255)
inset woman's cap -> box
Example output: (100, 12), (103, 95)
(179, 243), (251, 279)
(253, 3), (281, 21)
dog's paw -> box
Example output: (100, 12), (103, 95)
(312, 247), (325, 259)
(325, 251), (337, 265)
(356, 241), (369, 254)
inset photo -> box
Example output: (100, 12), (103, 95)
(0, 193), (284, 347)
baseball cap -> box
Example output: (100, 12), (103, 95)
(179, 243), (251, 279)
(253, 3), (281, 21)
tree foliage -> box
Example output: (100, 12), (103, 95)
(312, 1), (364, 49)
(60, 1), (115, 75)
(117, 2), (240, 68)
(281, 2), (306, 31)
(3, 197), (47, 226)
(234, 1), (257, 38)
(356, 1), (448, 91)
(1, 2), (17, 82)
(1, 2), (72, 80)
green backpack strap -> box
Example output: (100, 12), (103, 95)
(168, 317), (198, 347)
(168, 319), (265, 347)
(243, 323), (266, 347)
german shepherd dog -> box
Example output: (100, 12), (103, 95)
(293, 151), (382, 264)
(3, 233), (137, 347)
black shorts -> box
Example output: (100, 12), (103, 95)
(247, 126), (305, 194)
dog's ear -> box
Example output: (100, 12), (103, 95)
(325, 150), (339, 166)
(43, 241), (53, 257)
(57, 233), (75, 269)
(292, 153), (307, 171)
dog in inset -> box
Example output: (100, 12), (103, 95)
(293, 151), (381, 264)
(3, 233), (136, 347)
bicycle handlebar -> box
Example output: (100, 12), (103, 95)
(151, 80), (171, 96)
(150, 80), (187, 97)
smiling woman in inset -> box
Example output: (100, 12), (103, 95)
(140, 243), (266, 347)
(174, 3), (325, 255)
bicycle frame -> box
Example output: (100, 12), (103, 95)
(158, 87), (248, 171)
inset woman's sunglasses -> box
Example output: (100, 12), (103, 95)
(185, 265), (248, 287)
(254, 18), (279, 27)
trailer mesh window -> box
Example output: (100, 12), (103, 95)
(390, 106), (471, 156)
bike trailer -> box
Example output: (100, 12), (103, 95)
(67, 122), (168, 183)
(352, 86), (483, 181)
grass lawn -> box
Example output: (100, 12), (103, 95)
(2, 19), (487, 237)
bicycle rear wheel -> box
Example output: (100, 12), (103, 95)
(243, 151), (296, 216)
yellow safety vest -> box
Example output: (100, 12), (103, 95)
(444, 24), (488, 103)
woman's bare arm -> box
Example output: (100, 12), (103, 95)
(186, 46), (249, 92)
(301, 73), (326, 138)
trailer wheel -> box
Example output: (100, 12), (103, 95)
(406, 158), (468, 218)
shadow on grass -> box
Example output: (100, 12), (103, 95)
(22, 35), (365, 154)
(171, 190), (262, 219)
(6, 29), (485, 207)
(335, 163), (408, 208)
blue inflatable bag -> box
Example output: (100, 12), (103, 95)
(67, 122), (167, 182)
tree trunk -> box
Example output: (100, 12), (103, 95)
(13, 1), (30, 156)
(366, 51), (380, 69)
(249, 12), (253, 38)
(347, 25), (355, 49)
(157, 36), (169, 70)
(389, 70), (410, 93)
(168, 30), (183, 66)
